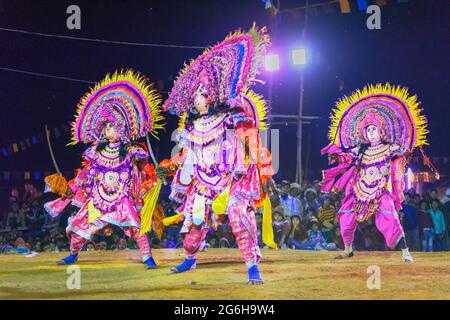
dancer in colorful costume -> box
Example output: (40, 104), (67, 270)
(162, 24), (276, 284)
(320, 84), (430, 262)
(44, 70), (164, 268)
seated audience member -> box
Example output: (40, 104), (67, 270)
(301, 188), (320, 219)
(307, 221), (337, 251)
(216, 220), (235, 248)
(286, 215), (310, 250)
(279, 183), (303, 218)
(85, 242), (96, 252)
(318, 195), (338, 239)
(6, 203), (25, 230)
(278, 181), (294, 218)
(26, 200), (45, 231)
(272, 206), (291, 249)
(329, 225), (345, 251)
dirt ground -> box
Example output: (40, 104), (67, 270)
(0, 248), (449, 300)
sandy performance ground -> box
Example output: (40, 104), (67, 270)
(0, 248), (449, 299)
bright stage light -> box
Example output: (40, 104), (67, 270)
(291, 48), (306, 66)
(264, 54), (280, 71)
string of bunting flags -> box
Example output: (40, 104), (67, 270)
(0, 170), (74, 182)
(0, 71), (173, 161)
(261, 0), (410, 16)
(0, 121), (72, 159)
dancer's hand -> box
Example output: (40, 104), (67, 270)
(263, 178), (278, 197)
(155, 166), (169, 179)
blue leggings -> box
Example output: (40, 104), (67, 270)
(287, 239), (317, 250)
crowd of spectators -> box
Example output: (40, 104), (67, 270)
(270, 180), (450, 252)
(1, 180), (449, 255)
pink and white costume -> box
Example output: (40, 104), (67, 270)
(320, 84), (429, 251)
(170, 113), (265, 266)
(321, 143), (407, 248)
(162, 25), (275, 271)
(44, 70), (164, 262)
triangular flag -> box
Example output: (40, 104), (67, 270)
(339, 0), (351, 13)
(357, 0), (368, 11)
(33, 171), (41, 180)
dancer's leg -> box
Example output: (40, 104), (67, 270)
(57, 233), (87, 265)
(170, 225), (208, 273)
(129, 227), (157, 268)
(374, 211), (412, 262)
(335, 212), (358, 258)
(228, 200), (263, 284)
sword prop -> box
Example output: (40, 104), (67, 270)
(45, 124), (61, 173)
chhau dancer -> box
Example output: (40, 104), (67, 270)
(44, 70), (164, 268)
(162, 24), (276, 284)
(320, 84), (431, 262)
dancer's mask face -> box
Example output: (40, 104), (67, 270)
(103, 122), (118, 142)
(366, 125), (382, 145)
(193, 84), (209, 115)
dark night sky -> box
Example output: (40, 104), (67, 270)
(0, 0), (448, 190)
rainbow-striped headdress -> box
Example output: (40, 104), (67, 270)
(71, 70), (164, 144)
(163, 24), (270, 119)
(328, 83), (428, 151)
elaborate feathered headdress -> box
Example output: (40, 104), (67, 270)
(327, 83), (428, 151)
(70, 69), (164, 144)
(164, 23), (270, 130)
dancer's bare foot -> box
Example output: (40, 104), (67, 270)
(334, 245), (354, 259)
(402, 249), (414, 263)
(334, 251), (354, 259)
(247, 279), (264, 285)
